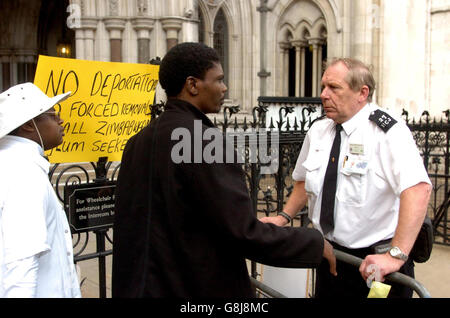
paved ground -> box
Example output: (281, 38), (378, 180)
(76, 235), (450, 298)
(414, 243), (450, 298)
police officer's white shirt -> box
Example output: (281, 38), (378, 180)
(0, 136), (81, 297)
(293, 103), (431, 249)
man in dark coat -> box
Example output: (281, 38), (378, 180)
(112, 42), (336, 298)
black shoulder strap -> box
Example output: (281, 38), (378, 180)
(310, 114), (327, 127)
(369, 109), (397, 133)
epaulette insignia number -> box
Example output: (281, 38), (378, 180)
(369, 109), (397, 132)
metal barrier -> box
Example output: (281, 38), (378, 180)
(250, 277), (288, 298)
(333, 250), (431, 298)
(251, 249), (432, 298)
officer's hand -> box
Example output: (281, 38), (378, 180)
(323, 239), (337, 276)
(360, 253), (405, 282)
(259, 215), (288, 227)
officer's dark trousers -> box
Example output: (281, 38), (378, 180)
(315, 241), (415, 298)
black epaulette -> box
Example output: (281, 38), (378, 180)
(310, 114), (327, 126)
(369, 109), (397, 133)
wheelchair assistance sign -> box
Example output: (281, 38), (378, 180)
(64, 181), (116, 233)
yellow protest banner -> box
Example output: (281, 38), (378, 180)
(33, 55), (159, 163)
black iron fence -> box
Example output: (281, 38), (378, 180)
(49, 97), (449, 297)
(402, 110), (450, 245)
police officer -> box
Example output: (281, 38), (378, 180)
(261, 58), (432, 298)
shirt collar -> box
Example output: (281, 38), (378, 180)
(165, 99), (216, 128)
(0, 135), (50, 173)
(341, 103), (376, 136)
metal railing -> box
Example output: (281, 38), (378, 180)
(403, 110), (450, 245)
(333, 250), (431, 298)
(251, 249), (432, 298)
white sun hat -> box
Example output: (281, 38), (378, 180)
(0, 82), (71, 138)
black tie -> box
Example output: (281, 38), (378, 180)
(320, 124), (343, 234)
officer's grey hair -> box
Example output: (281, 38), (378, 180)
(326, 58), (376, 103)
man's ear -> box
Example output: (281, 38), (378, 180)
(20, 120), (37, 133)
(186, 76), (199, 96)
(359, 85), (370, 102)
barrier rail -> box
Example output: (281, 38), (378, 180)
(251, 249), (432, 298)
(333, 250), (432, 298)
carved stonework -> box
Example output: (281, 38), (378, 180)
(137, 0), (147, 16)
(80, 0), (85, 16)
(205, 0), (221, 8)
(184, 0), (194, 18)
(109, 0), (119, 16)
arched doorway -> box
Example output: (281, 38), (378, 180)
(278, 1), (328, 97)
(213, 8), (229, 98)
(0, 0), (74, 92)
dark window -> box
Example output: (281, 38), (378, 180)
(213, 8), (229, 98)
(304, 45), (313, 97)
(288, 47), (296, 97)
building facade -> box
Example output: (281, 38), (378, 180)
(0, 0), (448, 118)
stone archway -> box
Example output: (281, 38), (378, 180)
(0, 0), (73, 91)
(276, 0), (329, 97)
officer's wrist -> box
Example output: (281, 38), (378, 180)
(277, 211), (292, 224)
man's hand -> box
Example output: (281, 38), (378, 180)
(259, 215), (289, 227)
(323, 239), (337, 276)
(259, 181), (308, 228)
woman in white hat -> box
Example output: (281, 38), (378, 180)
(0, 83), (81, 298)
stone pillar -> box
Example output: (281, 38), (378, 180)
(104, 18), (126, 62)
(17, 49), (36, 83)
(279, 42), (290, 96)
(161, 17), (183, 51)
(292, 40), (307, 97)
(294, 43), (301, 97)
(0, 50), (11, 90)
(80, 18), (98, 60)
(0, 48), (37, 88)
(371, 0), (381, 103)
(257, 0), (271, 96)
(75, 28), (85, 60)
(310, 39), (322, 97)
(317, 44), (323, 96)
(352, 0), (372, 63)
(300, 45), (306, 97)
(131, 17), (155, 64)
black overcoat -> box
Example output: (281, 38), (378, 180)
(112, 99), (324, 297)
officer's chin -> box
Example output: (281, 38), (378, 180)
(324, 112), (336, 120)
